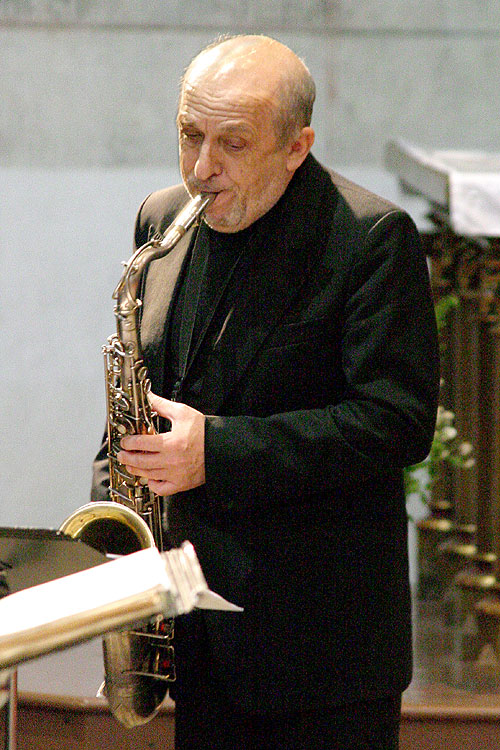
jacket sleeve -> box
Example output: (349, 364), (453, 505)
(203, 210), (440, 509)
(90, 433), (109, 502)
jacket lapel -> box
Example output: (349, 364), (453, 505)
(139, 226), (195, 394)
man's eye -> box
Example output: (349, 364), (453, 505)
(224, 140), (246, 152)
(182, 131), (202, 144)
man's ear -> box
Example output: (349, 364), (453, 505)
(286, 127), (315, 172)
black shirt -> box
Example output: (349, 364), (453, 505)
(165, 222), (252, 405)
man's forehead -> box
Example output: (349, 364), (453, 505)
(177, 112), (254, 134)
(178, 81), (276, 126)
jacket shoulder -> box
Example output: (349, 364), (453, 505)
(304, 156), (413, 244)
(134, 184), (189, 247)
(318, 162), (419, 252)
(307, 159), (422, 276)
(325, 166), (402, 224)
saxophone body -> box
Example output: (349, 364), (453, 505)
(60, 192), (214, 728)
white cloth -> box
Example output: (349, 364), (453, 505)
(386, 141), (500, 237)
(448, 170), (500, 236)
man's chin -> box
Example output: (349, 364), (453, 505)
(203, 201), (247, 234)
(203, 215), (241, 234)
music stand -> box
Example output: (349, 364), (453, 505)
(0, 526), (107, 750)
(0, 527), (241, 749)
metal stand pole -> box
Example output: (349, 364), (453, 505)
(3, 671), (17, 750)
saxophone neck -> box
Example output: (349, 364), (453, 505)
(112, 192), (215, 310)
(112, 241), (155, 309)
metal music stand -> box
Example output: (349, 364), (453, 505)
(0, 527), (107, 750)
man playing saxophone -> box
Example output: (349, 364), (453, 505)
(92, 35), (439, 750)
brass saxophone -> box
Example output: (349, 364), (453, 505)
(60, 192), (215, 728)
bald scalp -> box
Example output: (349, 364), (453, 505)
(180, 35), (316, 147)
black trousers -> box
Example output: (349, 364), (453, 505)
(173, 614), (401, 750)
(175, 691), (402, 750)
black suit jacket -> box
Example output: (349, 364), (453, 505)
(92, 154), (439, 712)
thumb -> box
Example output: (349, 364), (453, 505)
(147, 391), (176, 419)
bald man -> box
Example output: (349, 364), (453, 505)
(93, 35), (439, 749)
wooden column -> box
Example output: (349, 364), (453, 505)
(474, 317), (500, 656)
(439, 290), (480, 586)
(415, 238), (458, 600)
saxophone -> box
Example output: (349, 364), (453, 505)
(60, 192), (215, 728)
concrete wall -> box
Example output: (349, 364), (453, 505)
(1, 1), (499, 168)
(1, 2), (498, 531)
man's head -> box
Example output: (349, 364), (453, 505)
(177, 35), (316, 233)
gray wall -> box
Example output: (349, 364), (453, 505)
(2, 2), (499, 168)
(1, 2), (499, 530)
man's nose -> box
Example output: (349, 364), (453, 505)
(193, 141), (222, 182)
